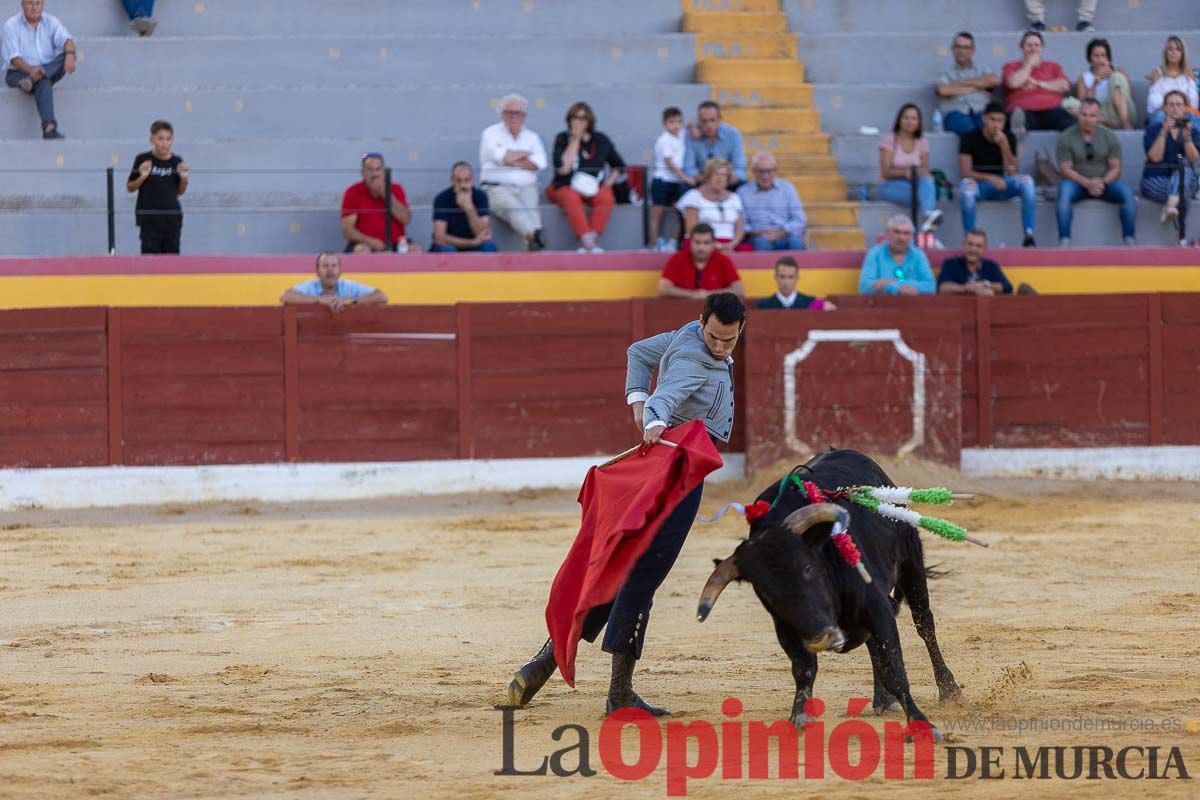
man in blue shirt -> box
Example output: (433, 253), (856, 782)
(859, 214), (936, 295)
(937, 229), (1014, 295)
(737, 153), (807, 250)
(685, 101), (747, 186)
(431, 161), (497, 252)
(2, 0), (77, 139)
(280, 252), (388, 313)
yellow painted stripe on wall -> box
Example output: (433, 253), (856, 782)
(0, 266), (1197, 309)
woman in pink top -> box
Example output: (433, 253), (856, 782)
(877, 103), (942, 232)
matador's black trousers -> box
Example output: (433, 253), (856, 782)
(579, 481), (705, 658)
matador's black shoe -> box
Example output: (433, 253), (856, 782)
(605, 652), (670, 716)
(504, 638), (556, 707)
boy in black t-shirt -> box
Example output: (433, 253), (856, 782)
(957, 102), (1037, 247)
(127, 119), (189, 254)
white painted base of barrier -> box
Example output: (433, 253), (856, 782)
(0, 454), (748, 511)
(962, 446), (1200, 481)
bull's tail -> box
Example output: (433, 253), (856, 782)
(890, 564), (950, 614)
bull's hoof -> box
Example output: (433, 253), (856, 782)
(789, 712), (819, 728)
(873, 701), (902, 716)
(607, 694), (670, 717)
(939, 685), (964, 703)
(904, 722), (944, 744)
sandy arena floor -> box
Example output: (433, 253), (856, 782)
(1, 460), (1199, 799)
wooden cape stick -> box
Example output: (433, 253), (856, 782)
(598, 438), (678, 470)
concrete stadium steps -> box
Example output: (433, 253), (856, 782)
(696, 32), (798, 60)
(713, 83), (812, 107)
(770, 153), (838, 171)
(0, 203), (652, 257)
(696, 59), (804, 84)
(57, 35), (698, 89)
(51, 0), (688, 37)
(683, 11), (788, 33)
(684, 0), (866, 250)
(831, 130), (1160, 191)
(803, 202), (861, 227)
(686, 0), (781, 11)
(0, 84), (712, 141)
(794, 32), (1185, 86)
(808, 227), (865, 250)
(722, 107), (821, 133)
(778, 175), (846, 202)
(744, 132), (831, 155)
(0, 133), (693, 199)
(783, 0), (1199, 34)
(858, 198), (1190, 249)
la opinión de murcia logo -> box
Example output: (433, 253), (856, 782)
(496, 697), (1194, 796)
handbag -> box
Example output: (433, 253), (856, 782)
(570, 170), (601, 198)
(568, 147), (602, 197)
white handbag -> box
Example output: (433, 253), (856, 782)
(569, 151), (602, 197)
(570, 170), (601, 198)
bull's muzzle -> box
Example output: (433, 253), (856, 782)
(803, 626), (846, 653)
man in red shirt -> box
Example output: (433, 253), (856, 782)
(340, 152), (419, 252)
(657, 223), (745, 299)
(1002, 30), (1074, 136)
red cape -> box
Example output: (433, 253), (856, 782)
(544, 420), (723, 687)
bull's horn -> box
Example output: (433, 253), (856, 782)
(782, 503), (849, 535)
(697, 556), (739, 622)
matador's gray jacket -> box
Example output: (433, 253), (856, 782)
(625, 320), (735, 442)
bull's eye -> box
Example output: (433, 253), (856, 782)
(802, 564), (813, 579)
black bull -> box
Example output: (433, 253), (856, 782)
(697, 449), (962, 739)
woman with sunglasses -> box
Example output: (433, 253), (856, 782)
(675, 158), (744, 253)
(547, 101), (625, 253)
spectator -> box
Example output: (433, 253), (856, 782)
(1003, 30), (1074, 137)
(340, 153), (418, 254)
(756, 256), (836, 310)
(1024, 0), (1096, 33)
(120, 0), (155, 36)
(1147, 36), (1199, 126)
(649, 106), (693, 252)
(858, 214), (936, 296)
(431, 162), (496, 253)
(677, 158), (744, 253)
(737, 153), (807, 251)
(125, 119), (188, 255)
(935, 31), (1000, 138)
(548, 101), (625, 253)
(878, 103), (943, 233)
(2, 0), (76, 139)
(1062, 38), (1135, 130)
(657, 223), (745, 300)
(685, 100), (747, 186)
(280, 253), (388, 313)
(1141, 91), (1200, 230)
(958, 102), (1037, 247)
(1055, 98), (1136, 246)
(937, 229), (1015, 295)
(479, 94), (548, 251)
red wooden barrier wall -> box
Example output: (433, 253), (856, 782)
(0, 308), (108, 468)
(1, 296), (1196, 470)
(744, 310), (962, 470)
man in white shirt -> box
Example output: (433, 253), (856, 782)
(2, 0), (76, 139)
(478, 94), (548, 251)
